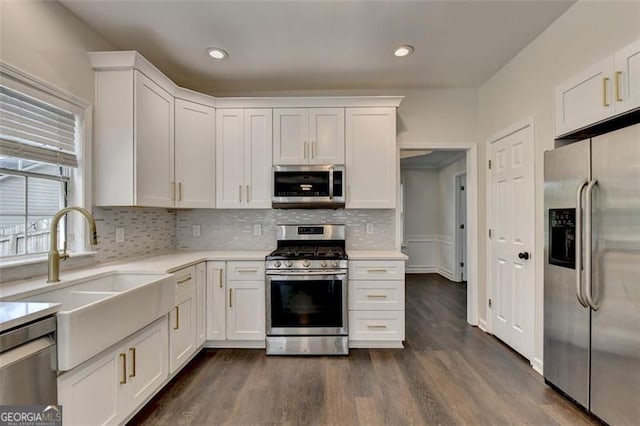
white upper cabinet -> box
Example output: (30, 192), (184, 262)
(273, 108), (345, 165)
(216, 109), (272, 208)
(614, 39), (640, 115)
(555, 38), (640, 137)
(174, 99), (216, 208)
(94, 69), (175, 207)
(345, 107), (397, 209)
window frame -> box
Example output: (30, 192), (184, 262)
(0, 62), (93, 264)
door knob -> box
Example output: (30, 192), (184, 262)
(518, 252), (530, 260)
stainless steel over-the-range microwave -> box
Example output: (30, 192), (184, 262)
(272, 165), (345, 209)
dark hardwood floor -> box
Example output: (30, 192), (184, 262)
(129, 274), (595, 425)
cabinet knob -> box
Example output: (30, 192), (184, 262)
(518, 252), (530, 260)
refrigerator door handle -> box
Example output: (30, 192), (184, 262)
(585, 178), (600, 311)
(575, 180), (589, 308)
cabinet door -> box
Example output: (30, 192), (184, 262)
(554, 57), (615, 137)
(206, 262), (226, 341)
(345, 107), (397, 208)
(273, 108), (308, 164)
(58, 348), (122, 426)
(125, 317), (168, 411)
(244, 109), (273, 208)
(613, 39), (640, 115)
(227, 280), (265, 341)
(195, 262), (207, 346)
(134, 71), (175, 207)
(169, 288), (196, 374)
(216, 109), (245, 208)
(175, 99), (215, 208)
(309, 108), (345, 164)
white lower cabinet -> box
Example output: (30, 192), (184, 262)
(206, 261), (265, 345)
(195, 262), (207, 347)
(58, 316), (168, 426)
(169, 266), (197, 374)
(348, 260), (405, 347)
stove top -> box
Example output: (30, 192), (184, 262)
(267, 245), (346, 260)
(266, 224), (348, 271)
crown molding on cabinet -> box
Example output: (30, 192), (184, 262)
(88, 51), (404, 109)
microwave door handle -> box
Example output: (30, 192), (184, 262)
(329, 167), (334, 200)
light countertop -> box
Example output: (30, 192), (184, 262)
(0, 301), (61, 332)
(0, 248), (406, 301)
(347, 250), (408, 260)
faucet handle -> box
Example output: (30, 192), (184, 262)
(61, 241), (70, 261)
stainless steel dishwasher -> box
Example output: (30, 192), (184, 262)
(0, 315), (57, 404)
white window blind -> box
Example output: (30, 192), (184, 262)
(0, 85), (78, 167)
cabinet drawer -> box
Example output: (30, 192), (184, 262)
(174, 266), (196, 294)
(349, 280), (404, 311)
(349, 311), (405, 341)
(226, 261), (265, 280)
(349, 261), (404, 280)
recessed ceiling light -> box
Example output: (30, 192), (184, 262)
(393, 45), (414, 58)
(206, 47), (228, 60)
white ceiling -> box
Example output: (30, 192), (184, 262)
(61, 0), (575, 94)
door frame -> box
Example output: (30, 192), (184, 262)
(397, 142), (478, 326)
(455, 172), (467, 282)
(485, 117), (537, 367)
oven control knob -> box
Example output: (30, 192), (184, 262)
(274, 261), (282, 268)
(321, 261), (328, 268)
(332, 261), (339, 267)
(303, 260), (311, 268)
(284, 260), (293, 268)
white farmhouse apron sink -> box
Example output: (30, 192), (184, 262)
(22, 271), (175, 371)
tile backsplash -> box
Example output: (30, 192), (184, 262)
(1, 207), (395, 284)
(0, 207), (176, 284)
(177, 209), (396, 250)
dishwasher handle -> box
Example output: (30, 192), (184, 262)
(0, 336), (55, 370)
(0, 316), (56, 354)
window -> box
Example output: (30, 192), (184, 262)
(0, 80), (80, 259)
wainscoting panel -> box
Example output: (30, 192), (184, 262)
(405, 234), (459, 281)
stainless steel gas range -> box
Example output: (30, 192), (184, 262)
(265, 224), (348, 355)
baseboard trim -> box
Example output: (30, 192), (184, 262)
(478, 318), (490, 333)
(531, 357), (543, 375)
(204, 340), (266, 349)
(438, 267), (455, 281)
(406, 267), (437, 274)
(349, 340), (404, 349)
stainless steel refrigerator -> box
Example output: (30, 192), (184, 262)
(544, 123), (640, 425)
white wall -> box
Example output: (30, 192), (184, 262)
(477, 0), (640, 371)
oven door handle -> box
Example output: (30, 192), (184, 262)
(266, 270), (346, 278)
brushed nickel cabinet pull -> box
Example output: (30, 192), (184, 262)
(311, 141), (316, 158)
(238, 185), (243, 202)
(367, 268), (388, 273)
(178, 182), (183, 201)
(367, 324), (388, 329)
(237, 268), (258, 273)
(119, 353), (127, 384)
(603, 77), (610, 107)
(367, 294), (388, 298)
(229, 289), (233, 308)
(177, 274), (192, 284)
(615, 71), (623, 102)
(219, 269), (223, 288)
(129, 347), (136, 378)
(174, 306), (180, 330)
(246, 185), (250, 203)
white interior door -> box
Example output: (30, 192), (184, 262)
(490, 123), (534, 360)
